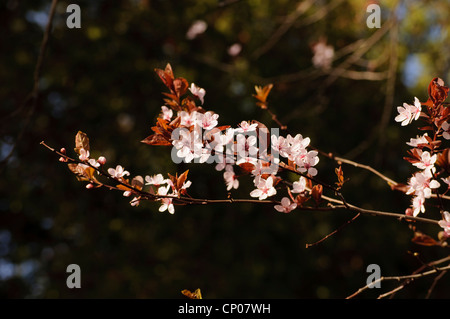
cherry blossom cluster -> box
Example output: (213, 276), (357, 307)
(165, 99), (319, 214)
(45, 63), (450, 247)
(61, 72), (320, 216)
(62, 129), (193, 214)
(129, 64), (320, 214)
(395, 77), (450, 237)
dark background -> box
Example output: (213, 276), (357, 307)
(1, 0), (450, 298)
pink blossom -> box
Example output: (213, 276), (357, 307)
(108, 165), (130, 179)
(219, 128), (236, 146)
(406, 170), (440, 198)
(442, 176), (450, 188)
(292, 176), (307, 193)
(172, 129), (203, 163)
(438, 211), (450, 237)
(189, 83), (206, 104)
(215, 153), (235, 171)
(442, 121), (450, 140)
(88, 156), (106, 168)
(251, 161), (264, 178)
(88, 158), (100, 168)
(145, 174), (169, 186)
(395, 97), (421, 126)
(235, 121), (258, 133)
(186, 20), (207, 40)
(271, 135), (290, 158)
(78, 148), (90, 161)
(295, 150), (319, 176)
(311, 40), (334, 70)
(179, 111), (198, 127)
(223, 165), (239, 191)
(179, 180), (192, 194)
(235, 134), (258, 159)
(123, 190), (132, 197)
(250, 176), (277, 200)
(412, 193), (426, 217)
(197, 111), (219, 130)
(161, 106), (173, 121)
(406, 133), (429, 147)
(286, 134), (310, 160)
(412, 151), (436, 171)
(227, 43), (242, 56)
(130, 197), (140, 207)
(157, 185), (175, 214)
(274, 197), (297, 213)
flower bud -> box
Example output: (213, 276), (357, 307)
(97, 156), (107, 165)
(60, 148), (66, 154)
(86, 183), (94, 189)
(405, 208), (413, 216)
(123, 190), (132, 197)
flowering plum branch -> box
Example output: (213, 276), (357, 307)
(41, 65), (450, 298)
(393, 77), (450, 241)
(42, 64), (446, 229)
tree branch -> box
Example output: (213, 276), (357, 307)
(0, 0), (59, 173)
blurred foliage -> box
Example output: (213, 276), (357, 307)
(1, 0), (450, 298)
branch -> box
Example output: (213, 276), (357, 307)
(0, 0), (59, 173)
(252, 0), (315, 59)
(305, 213), (360, 248)
(346, 256), (450, 299)
(41, 140), (441, 226)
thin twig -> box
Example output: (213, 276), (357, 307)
(305, 213), (360, 248)
(0, 0), (59, 173)
(41, 140), (441, 226)
(426, 269), (447, 299)
(252, 0), (315, 59)
(347, 256), (450, 299)
(323, 17), (394, 87)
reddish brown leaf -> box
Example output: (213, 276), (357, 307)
(390, 182), (409, 193)
(74, 131), (90, 154)
(412, 232), (440, 246)
(68, 163), (96, 182)
(238, 162), (255, 174)
(418, 126), (434, 131)
(173, 77), (189, 97)
(117, 181), (132, 192)
(167, 173), (177, 188)
(177, 170), (189, 191)
(295, 194), (310, 207)
(140, 134), (172, 146)
(162, 92), (179, 102)
(335, 165), (345, 188)
(253, 84), (273, 105)
(181, 289), (202, 299)
(428, 77), (449, 106)
(404, 148), (423, 165)
(131, 176), (144, 190)
(155, 64), (174, 92)
(311, 184), (323, 205)
(436, 149), (450, 173)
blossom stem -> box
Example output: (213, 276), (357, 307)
(41, 140), (441, 225)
